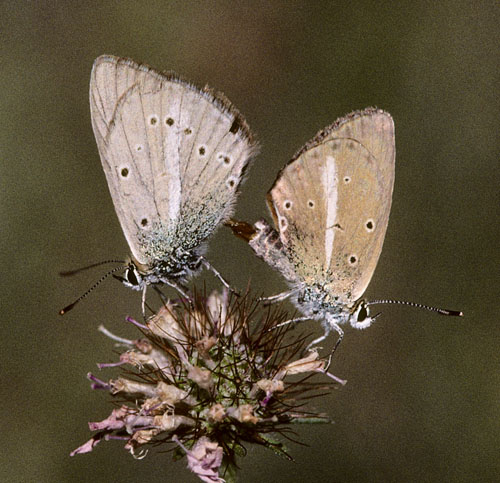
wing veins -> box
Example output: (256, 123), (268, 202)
(181, 94), (209, 182)
(137, 86), (161, 218)
(197, 129), (233, 195)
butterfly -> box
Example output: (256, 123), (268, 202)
(228, 108), (462, 359)
(60, 55), (257, 314)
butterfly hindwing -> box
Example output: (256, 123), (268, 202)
(178, 88), (256, 248)
(267, 108), (395, 304)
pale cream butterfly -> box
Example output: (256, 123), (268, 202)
(61, 55), (257, 314)
(229, 108), (462, 362)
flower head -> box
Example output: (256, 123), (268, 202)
(72, 289), (343, 481)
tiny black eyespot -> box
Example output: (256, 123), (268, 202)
(121, 168), (129, 177)
(141, 218), (148, 226)
(366, 221), (374, 230)
(228, 179), (235, 187)
(199, 146), (206, 155)
(184, 128), (192, 135)
(349, 255), (357, 264)
(166, 117), (174, 126)
(308, 200), (315, 208)
(150, 116), (158, 125)
(218, 154), (231, 164)
(284, 201), (292, 209)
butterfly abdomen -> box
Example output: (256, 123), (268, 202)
(245, 219), (299, 283)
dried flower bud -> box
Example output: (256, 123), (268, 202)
(279, 350), (325, 377)
(207, 403), (226, 423)
(120, 350), (151, 366)
(195, 336), (217, 361)
(154, 413), (195, 431)
(110, 378), (156, 397)
(187, 365), (214, 392)
(155, 381), (197, 406)
(256, 379), (285, 393)
(87, 405), (131, 430)
(206, 290), (227, 325)
(174, 436), (224, 483)
(228, 404), (259, 424)
(207, 290), (241, 341)
(147, 303), (188, 343)
(133, 339), (153, 353)
(127, 428), (159, 446)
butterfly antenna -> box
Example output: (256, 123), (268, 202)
(59, 265), (127, 315)
(59, 260), (126, 277)
(366, 299), (463, 317)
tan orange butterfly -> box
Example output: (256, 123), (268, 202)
(229, 108), (462, 365)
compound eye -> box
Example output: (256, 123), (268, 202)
(125, 267), (139, 286)
(357, 303), (369, 322)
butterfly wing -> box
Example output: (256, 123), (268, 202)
(90, 55), (257, 264)
(267, 108), (395, 304)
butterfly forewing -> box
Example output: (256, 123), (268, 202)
(267, 109), (395, 304)
(179, 92), (254, 241)
(91, 57), (150, 145)
(102, 84), (167, 264)
(90, 55), (256, 267)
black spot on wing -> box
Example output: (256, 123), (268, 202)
(229, 117), (241, 134)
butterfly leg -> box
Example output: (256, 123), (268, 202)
(141, 285), (148, 316)
(258, 289), (296, 305)
(304, 319), (344, 371)
(268, 316), (310, 332)
(324, 324), (344, 371)
(304, 325), (331, 353)
(200, 257), (239, 295)
(164, 279), (193, 306)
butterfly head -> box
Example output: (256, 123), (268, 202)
(112, 259), (149, 291)
(115, 252), (204, 291)
(349, 299), (380, 330)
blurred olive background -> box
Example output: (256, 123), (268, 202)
(1, 1), (498, 482)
